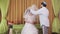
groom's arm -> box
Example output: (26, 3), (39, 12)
(30, 9), (42, 15)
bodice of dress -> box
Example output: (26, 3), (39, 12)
(24, 14), (36, 23)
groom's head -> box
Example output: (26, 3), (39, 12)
(41, 1), (47, 7)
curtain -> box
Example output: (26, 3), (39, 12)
(7, 0), (40, 24)
(52, 0), (60, 33)
(0, 0), (10, 33)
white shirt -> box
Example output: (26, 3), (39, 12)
(30, 7), (50, 27)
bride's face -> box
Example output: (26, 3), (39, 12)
(28, 11), (33, 16)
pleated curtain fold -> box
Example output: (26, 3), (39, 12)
(52, 0), (60, 33)
(0, 0), (10, 33)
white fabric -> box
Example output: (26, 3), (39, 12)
(30, 7), (50, 27)
(21, 23), (38, 34)
(21, 9), (38, 34)
(9, 28), (13, 34)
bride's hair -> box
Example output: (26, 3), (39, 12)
(31, 4), (37, 10)
(23, 7), (31, 17)
(23, 5), (37, 17)
(25, 9), (30, 15)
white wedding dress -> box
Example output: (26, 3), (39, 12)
(21, 12), (38, 34)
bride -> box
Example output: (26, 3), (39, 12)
(21, 5), (38, 34)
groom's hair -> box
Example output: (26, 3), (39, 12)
(41, 1), (47, 7)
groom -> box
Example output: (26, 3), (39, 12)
(30, 1), (50, 34)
